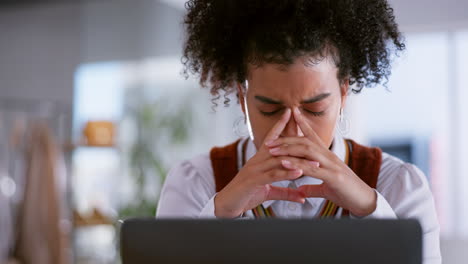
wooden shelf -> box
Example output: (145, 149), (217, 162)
(73, 209), (114, 227)
(63, 142), (118, 152)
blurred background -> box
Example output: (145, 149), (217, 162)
(0, 0), (467, 263)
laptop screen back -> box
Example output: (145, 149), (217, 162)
(120, 219), (422, 264)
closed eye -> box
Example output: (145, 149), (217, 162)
(302, 108), (325, 117)
(259, 107), (325, 117)
(260, 109), (282, 116)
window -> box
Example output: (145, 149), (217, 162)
(349, 30), (468, 238)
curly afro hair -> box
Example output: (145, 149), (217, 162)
(182, 0), (405, 106)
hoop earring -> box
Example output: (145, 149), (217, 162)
(233, 116), (249, 137)
(338, 108), (350, 136)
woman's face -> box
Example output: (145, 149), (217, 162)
(238, 57), (348, 150)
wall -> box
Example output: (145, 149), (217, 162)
(0, 0), (185, 107)
(0, 3), (81, 106)
(390, 0), (468, 31)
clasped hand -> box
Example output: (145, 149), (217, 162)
(214, 107), (376, 218)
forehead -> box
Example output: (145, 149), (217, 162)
(247, 57), (340, 101)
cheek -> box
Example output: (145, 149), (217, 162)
(312, 100), (341, 147)
(248, 111), (273, 149)
(307, 113), (339, 148)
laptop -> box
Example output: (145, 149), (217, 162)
(120, 218), (422, 264)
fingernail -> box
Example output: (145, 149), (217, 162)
(265, 140), (274, 146)
(309, 161), (320, 168)
(269, 147), (281, 155)
(294, 108), (301, 115)
(294, 169), (303, 177)
(281, 160), (293, 168)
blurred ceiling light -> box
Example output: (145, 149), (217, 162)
(159, 0), (186, 10)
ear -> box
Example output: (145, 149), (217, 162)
(237, 82), (246, 115)
(340, 79), (349, 110)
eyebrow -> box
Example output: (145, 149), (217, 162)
(254, 93), (331, 105)
(301, 93), (331, 104)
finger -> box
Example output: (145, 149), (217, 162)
(269, 140), (324, 162)
(258, 156), (318, 173)
(258, 166), (304, 185)
(266, 136), (309, 148)
(279, 156), (326, 181)
(297, 184), (325, 198)
(266, 136), (322, 157)
(263, 108), (291, 146)
(281, 158), (320, 170)
(266, 185), (306, 203)
(254, 156), (298, 172)
(292, 107), (326, 148)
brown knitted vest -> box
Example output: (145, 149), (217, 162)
(209, 138), (382, 217)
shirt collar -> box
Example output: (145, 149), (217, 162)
(242, 131), (347, 209)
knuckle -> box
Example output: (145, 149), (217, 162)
(287, 171), (296, 180)
(283, 170), (293, 179)
(309, 162), (319, 171)
(334, 172), (346, 184)
(297, 160), (306, 168)
(274, 157), (284, 166)
(266, 171), (277, 181)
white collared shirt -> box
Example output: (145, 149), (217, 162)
(157, 133), (441, 264)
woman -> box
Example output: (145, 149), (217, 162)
(157, 0), (441, 263)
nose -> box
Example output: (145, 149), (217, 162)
(280, 109), (304, 137)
